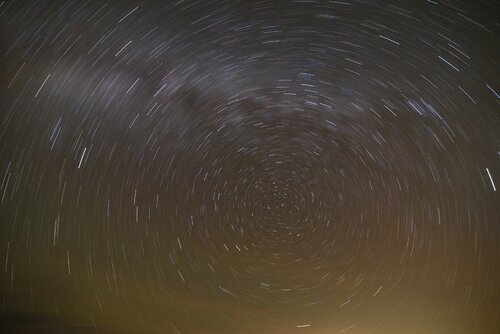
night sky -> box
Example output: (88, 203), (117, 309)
(0, 1), (499, 333)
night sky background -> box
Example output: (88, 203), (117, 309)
(0, 1), (499, 333)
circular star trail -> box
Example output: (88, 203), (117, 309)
(0, 1), (499, 333)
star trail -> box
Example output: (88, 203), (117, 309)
(0, 1), (499, 333)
